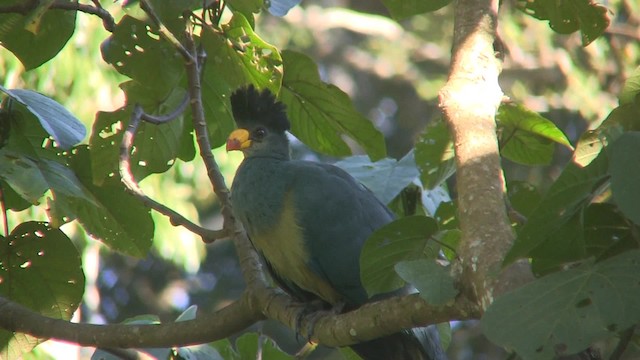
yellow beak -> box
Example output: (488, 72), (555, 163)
(226, 128), (252, 151)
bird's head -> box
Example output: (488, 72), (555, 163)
(226, 85), (291, 158)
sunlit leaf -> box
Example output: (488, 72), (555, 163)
(415, 118), (455, 189)
(361, 216), (438, 296)
(280, 50), (386, 161)
(483, 250), (640, 359)
(0, 222), (85, 359)
(618, 66), (640, 106)
(497, 102), (572, 166)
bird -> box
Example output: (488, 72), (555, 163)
(226, 85), (446, 360)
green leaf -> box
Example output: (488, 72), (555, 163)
(618, 66), (640, 106)
(507, 181), (542, 218)
(0, 5), (76, 70)
(529, 210), (586, 275)
(334, 151), (419, 205)
(584, 203), (639, 260)
(518, 0), (610, 46)
(226, 0), (263, 19)
(0, 149), (48, 204)
(381, 0), (452, 20)
(280, 50), (386, 161)
(483, 250), (640, 359)
(497, 102), (572, 166)
(101, 16), (184, 95)
(0, 86), (86, 149)
(504, 133), (609, 265)
(415, 118), (455, 190)
(361, 215), (438, 296)
(395, 259), (458, 305)
(52, 146), (154, 257)
(610, 132), (640, 225)
(90, 86), (195, 184)
(0, 221), (85, 359)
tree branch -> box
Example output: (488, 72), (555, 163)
(0, 0), (115, 32)
(0, 289), (478, 349)
(118, 104), (227, 243)
(439, 0), (531, 310)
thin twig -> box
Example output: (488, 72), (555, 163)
(0, 185), (8, 237)
(0, 0), (116, 32)
(119, 104), (227, 243)
(183, 30), (236, 235)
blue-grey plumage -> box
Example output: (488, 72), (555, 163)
(227, 85), (446, 360)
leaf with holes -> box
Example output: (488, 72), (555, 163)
(280, 50), (386, 161)
(89, 86), (195, 184)
(361, 216), (439, 296)
(0, 7), (76, 70)
(0, 221), (85, 359)
(517, 0), (610, 45)
(334, 151), (419, 205)
(483, 250), (640, 359)
(101, 15), (183, 95)
(50, 146), (154, 257)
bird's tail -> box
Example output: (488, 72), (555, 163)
(349, 326), (447, 360)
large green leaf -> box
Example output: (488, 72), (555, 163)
(361, 215), (439, 296)
(0, 221), (85, 359)
(584, 203), (639, 260)
(415, 118), (455, 190)
(618, 66), (640, 106)
(381, 0), (452, 20)
(0, 86), (86, 149)
(334, 151), (419, 205)
(483, 250), (640, 359)
(51, 146), (154, 257)
(610, 132), (640, 225)
(518, 0), (610, 45)
(280, 50), (386, 161)
(504, 133), (609, 265)
(395, 259), (458, 305)
(497, 102), (572, 166)
(0, 3), (76, 70)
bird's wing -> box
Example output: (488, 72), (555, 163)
(285, 160), (394, 306)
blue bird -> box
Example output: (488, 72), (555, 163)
(226, 85), (446, 360)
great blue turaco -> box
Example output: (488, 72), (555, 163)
(226, 85), (446, 360)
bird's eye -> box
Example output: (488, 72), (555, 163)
(253, 127), (267, 140)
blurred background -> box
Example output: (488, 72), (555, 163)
(1, 0), (639, 358)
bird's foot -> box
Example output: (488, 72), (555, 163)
(295, 300), (346, 343)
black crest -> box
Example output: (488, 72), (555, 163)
(230, 85), (290, 132)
